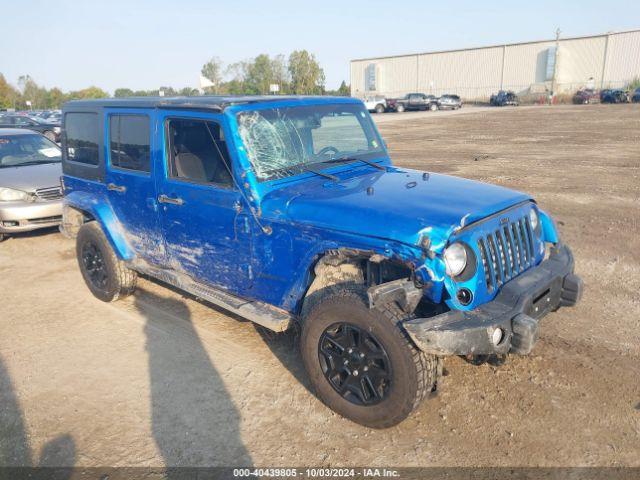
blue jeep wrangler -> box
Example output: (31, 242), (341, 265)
(60, 96), (582, 428)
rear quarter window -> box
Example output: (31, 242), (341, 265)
(65, 112), (99, 165)
(109, 114), (150, 172)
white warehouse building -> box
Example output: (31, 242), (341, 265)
(350, 29), (640, 101)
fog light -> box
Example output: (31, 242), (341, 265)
(456, 288), (472, 305)
(492, 327), (504, 346)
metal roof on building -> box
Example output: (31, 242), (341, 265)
(351, 28), (640, 62)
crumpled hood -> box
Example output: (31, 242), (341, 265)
(261, 167), (531, 247)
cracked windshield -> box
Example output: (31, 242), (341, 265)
(237, 104), (385, 181)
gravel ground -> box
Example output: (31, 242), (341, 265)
(0, 104), (639, 469)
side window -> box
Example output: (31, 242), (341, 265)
(109, 115), (150, 172)
(312, 113), (369, 155)
(166, 118), (233, 187)
(65, 113), (99, 165)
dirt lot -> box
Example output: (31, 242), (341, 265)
(1, 104), (639, 469)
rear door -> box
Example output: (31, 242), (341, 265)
(156, 112), (253, 296)
(104, 109), (165, 265)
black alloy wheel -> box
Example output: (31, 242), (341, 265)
(81, 241), (108, 289)
(318, 322), (392, 406)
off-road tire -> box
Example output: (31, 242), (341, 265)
(396, 104), (405, 113)
(301, 285), (436, 428)
(76, 221), (137, 302)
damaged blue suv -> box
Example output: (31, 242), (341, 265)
(61, 96), (582, 428)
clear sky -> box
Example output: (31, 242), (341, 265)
(2, 0), (638, 93)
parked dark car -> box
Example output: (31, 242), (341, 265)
(490, 90), (519, 106)
(572, 89), (599, 104)
(41, 110), (62, 123)
(388, 93), (439, 112)
(0, 114), (61, 142)
(632, 87), (640, 103)
(601, 89), (629, 104)
(42, 113), (61, 125)
(437, 94), (462, 110)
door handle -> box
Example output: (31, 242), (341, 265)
(107, 183), (126, 193)
(158, 194), (184, 206)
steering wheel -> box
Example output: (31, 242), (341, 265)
(317, 146), (339, 158)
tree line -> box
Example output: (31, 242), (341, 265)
(1, 50), (349, 110)
(199, 50), (348, 96)
(0, 74), (110, 110)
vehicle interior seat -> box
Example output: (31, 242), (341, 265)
(172, 122), (232, 186)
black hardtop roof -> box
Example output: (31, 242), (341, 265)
(63, 95), (354, 111)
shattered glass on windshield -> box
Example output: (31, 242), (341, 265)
(237, 103), (384, 181)
(237, 110), (306, 179)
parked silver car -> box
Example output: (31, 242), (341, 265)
(0, 129), (63, 241)
(437, 94), (463, 110)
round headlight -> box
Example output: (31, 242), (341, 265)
(0, 187), (29, 202)
(529, 209), (539, 231)
(444, 242), (467, 277)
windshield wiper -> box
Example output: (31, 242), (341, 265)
(302, 165), (339, 181)
(323, 156), (386, 171)
(7, 160), (60, 167)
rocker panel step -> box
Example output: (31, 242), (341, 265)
(131, 261), (293, 332)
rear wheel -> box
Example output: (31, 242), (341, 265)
(375, 104), (385, 114)
(396, 104), (405, 113)
(301, 286), (436, 428)
(76, 222), (137, 302)
(429, 103), (438, 111)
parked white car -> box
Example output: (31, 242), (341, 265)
(363, 96), (387, 114)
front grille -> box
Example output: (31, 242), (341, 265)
(477, 215), (535, 293)
(35, 186), (63, 201)
(28, 215), (62, 225)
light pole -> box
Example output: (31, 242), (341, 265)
(550, 28), (561, 104)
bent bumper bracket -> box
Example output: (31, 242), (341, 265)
(403, 244), (582, 356)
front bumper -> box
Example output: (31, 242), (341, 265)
(0, 199), (63, 234)
(404, 244), (583, 356)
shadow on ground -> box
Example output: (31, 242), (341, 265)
(134, 289), (252, 470)
(139, 274), (314, 398)
(253, 324), (314, 396)
(0, 355), (76, 475)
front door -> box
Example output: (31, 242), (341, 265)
(104, 109), (165, 265)
(157, 113), (253, 296)
(408, 94), (422, 109)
